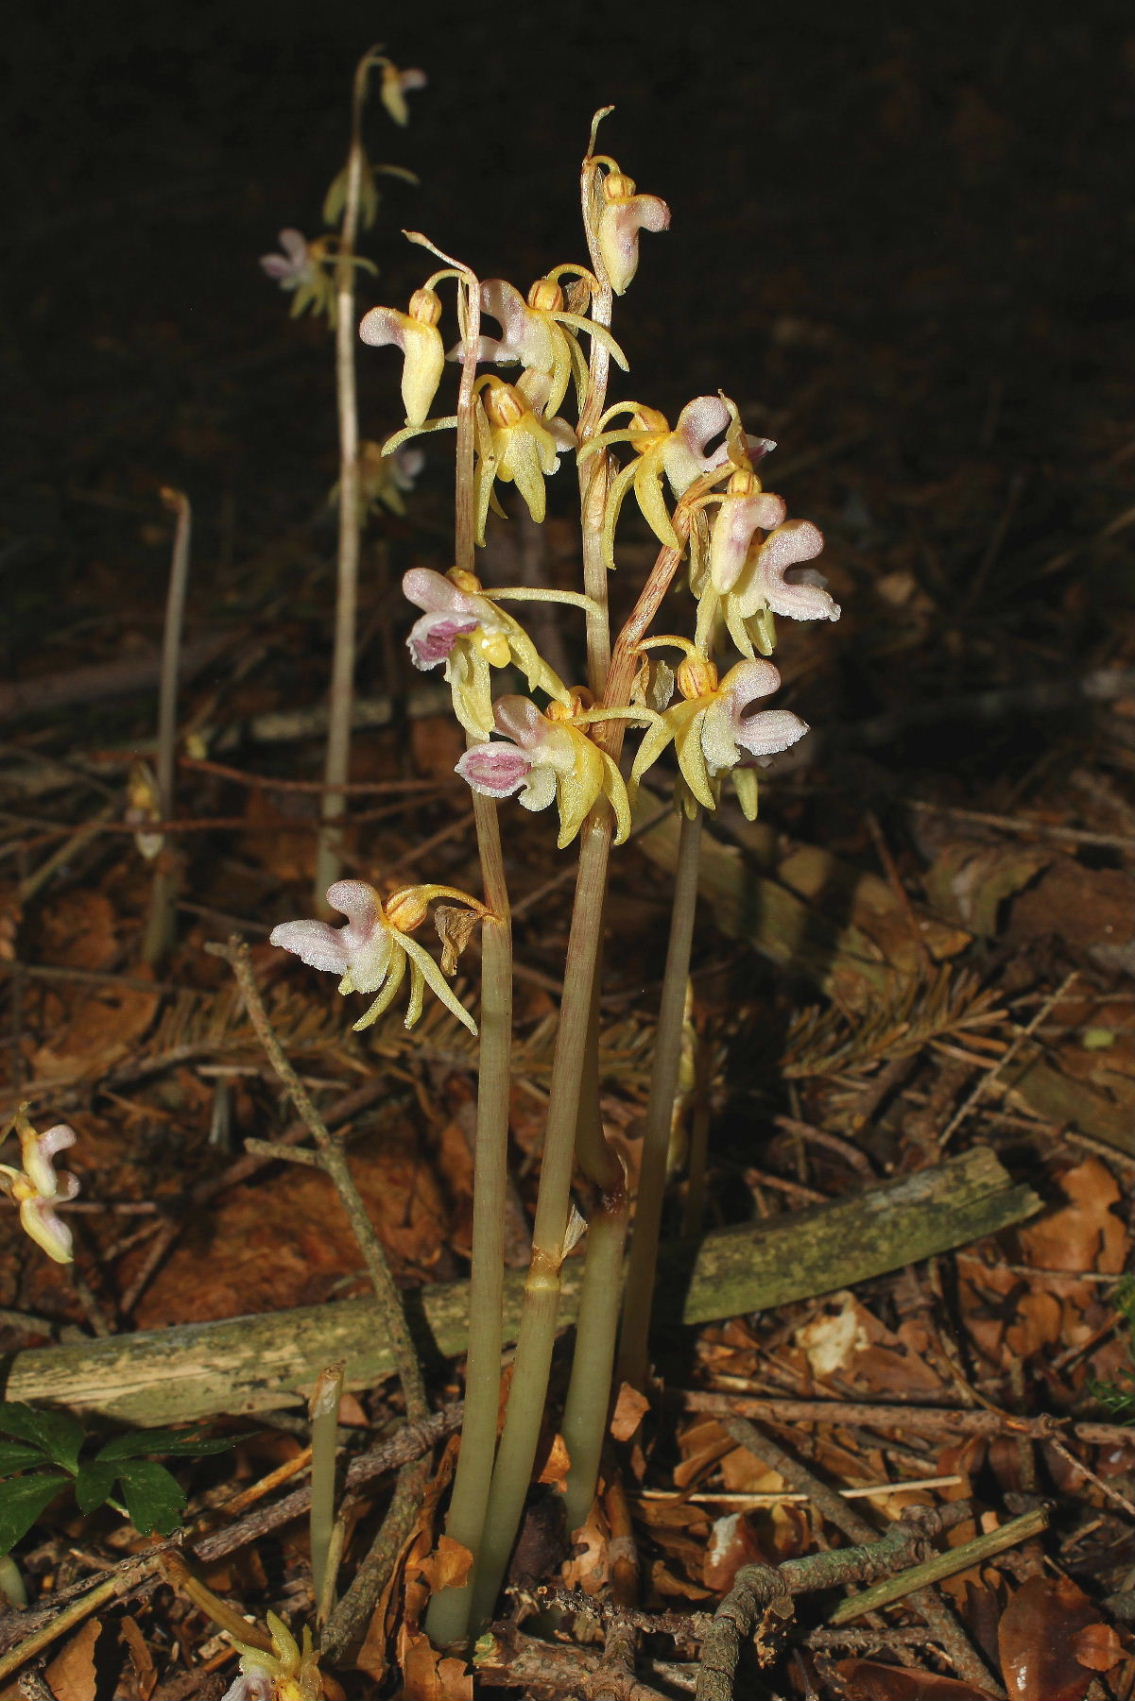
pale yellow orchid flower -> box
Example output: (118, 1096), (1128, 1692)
(402, 566), (573, 740)
(456, 695), (634, 850)
(630, 653), (807, 819)
(271, 880), (486, 1035)
(0, 1108), (79, 1264)
(359, 286), (446, 425)
(473, 377), (576, 542)
(221, 1612), (321, 1701)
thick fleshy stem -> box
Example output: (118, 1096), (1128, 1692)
(552, 117), (632, 1533)
(467, 804), (615, 1633)
(314, 47), (373, 909)
(427, 268), (516, 1651)
(309, 1360), (344, 1620)
(617, 805), (703, 1390)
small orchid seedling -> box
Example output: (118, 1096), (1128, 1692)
(270, 106), (839, 1649)
(0, 1107), (79, 1265)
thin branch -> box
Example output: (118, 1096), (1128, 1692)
(206, 936), (427, 1422)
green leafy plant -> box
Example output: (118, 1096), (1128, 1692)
(0, 1402), (232, 1553)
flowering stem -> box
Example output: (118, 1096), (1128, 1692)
(617, 804), (703, 1391)
(428, 270), (517, 1650)
(309, 1360), (344, 1617)
(142, 487), (191, 966)
(577, 138), (616, 696)
(468, 806), (614, 1633)
(560, 1166), (627, 1534)
(314, 50), (371, 910)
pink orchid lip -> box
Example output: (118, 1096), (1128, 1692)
(407, 611), (481, 669)
(455, 744), (534, 798)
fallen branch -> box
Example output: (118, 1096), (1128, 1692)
(2, 1147), (1037, 1425)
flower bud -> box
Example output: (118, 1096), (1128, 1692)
(676, 654), (719, 700)
(481, 382), (527, 429)
(527, 277), (565, 314)
(604, 172), (636, 202)
(409, 286), (443, 326)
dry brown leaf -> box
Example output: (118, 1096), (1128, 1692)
(538, 1432), (572, 1486)
(833, 1658), (997, 1698)
(1070, 1620), (1125, 1672)
(998, 1574), (1108, 1701)
(397, 1628), (473, 1701)
(609, 1381), (651, 1442)
(561, 1500), (609, 1592)
(1018, 1157), (1129, 1274)
(118, 1615), (157, 1701)
(45, 1619), (101, 1701)
(416, 1534), (474, 1595)
(703, 1512), (765, 1592)
(649, 1557), (714, 1602)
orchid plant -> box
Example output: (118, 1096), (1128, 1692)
(270, 107), (839, 1652)
(260, 46), (425, 911)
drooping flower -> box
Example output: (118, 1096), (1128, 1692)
(359, 287), (446, 426)
(581, 395), (773, 567)
(221, 1612), (321, 1701)
(402, 566), (571, 740)
(630, 654), (807, 819)
(451, 275), (627, 417)
(456, 695), (632, 849)
(352, 441), (425, 519)
(473, 377), (576, 541)
(594, 170), (671, 294)
(270, 879), (485, 1035)
(378, 60), (427, 128)
(0, 1109), (80, 1264)
(259, 230), (338, 323)
(711, 518), (840, 659)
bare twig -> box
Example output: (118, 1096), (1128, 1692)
(205, 937), (426, 1422)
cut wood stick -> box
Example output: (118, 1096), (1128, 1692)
(2, 1147), (1037, 1426)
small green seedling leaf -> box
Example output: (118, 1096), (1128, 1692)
(0, 1443), (54, 1477)
(96, 1426), (233, 1462)
(74, 1458), (121, 1518)
(114, 1460), (187, 1536)
(0, 1403), (84, 1474)
(0, 1472), (70, 1554)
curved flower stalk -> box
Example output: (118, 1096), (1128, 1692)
(705, 516), (840, 659)
(473, 377), (576, 540)
(630, 652), (808, 819)
(580, 394), (771, 567)
(403, 566), (573, 739)
(583, 156), (671, 294)
(0, 1108), (79, 1264)
(270, 878), (486, 1035)
(221, 1613), (321, 1701)
(260, 230), (375, 326)
(451, 273), (628, 418)
(359, 286), (446, 425)
(456, 694), (636, 848)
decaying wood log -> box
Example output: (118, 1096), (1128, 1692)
(1, 1147), (1036, 1425)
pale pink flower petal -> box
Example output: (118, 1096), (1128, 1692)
(710, 492), (789, 592)
(754, 520), (840, 622)
(455, 744), (534, 798)
(599, 193), (671, 294)
(407, 611), (480, 669)
(259, 229), (312, 284)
